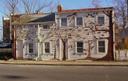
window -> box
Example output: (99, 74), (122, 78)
(98, 41), (105, 53)
(98, 16), (104, 26)
(39, 24), (50, 29)
(43, 25), (50, 29)
(77, 42), (83, 53)
(77, 17), (83, 26)
(29, 43), (33, 53)
(61, 18), (67, 26)
(45, 42), (50, 53)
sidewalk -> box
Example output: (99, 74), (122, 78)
(0, 60), (128, 66)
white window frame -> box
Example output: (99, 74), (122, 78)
(97, 40), (107, 54)
(43, 42), (51, 54)
(28, 43), (34, 54)
(97, 15), (105, 26)
(76, 17), (84, 26)
(76, 41), (84, 54)
(39, 24), (50, 29)
(61, 17), (68, 27)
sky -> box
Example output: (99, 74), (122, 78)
(0, 0), (114, 41)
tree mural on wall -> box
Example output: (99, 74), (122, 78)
(55, 9), (113, 60)
(52, 12), (98, 60)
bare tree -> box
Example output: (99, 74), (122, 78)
(5, 0), (55, 15)
(21, 0), (53, 14)
(5, 0), (19, 15)
(114, 0), (127, 29)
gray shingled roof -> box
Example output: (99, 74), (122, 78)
(30, 13), (55, 23)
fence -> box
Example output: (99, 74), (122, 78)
(115, 50), (128, 61)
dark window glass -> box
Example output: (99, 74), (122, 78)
(98, 16), (104, 26)
(77, 17), (83, 26)
(29, 43), (33, 53)
(45, 42), (50, 53)
(98, 41), (105, 53)
(77, 42), (83, 53)
(43, 25), (50, 29)
(61, 18), (67, 26)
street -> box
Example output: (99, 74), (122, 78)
(0, 64), (127, 81)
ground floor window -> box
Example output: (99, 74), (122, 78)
(44, 42), (50, 53)
(29, 43), (33, 53)
(98, 40), (105, 53)
(77, 41), (83, 53)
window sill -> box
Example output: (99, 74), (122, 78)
(42, 53), (54, 56)
(41, 29), (50, 31)
(73, 53), (85, 55)
(25, 54), (37, 56)
(98, 52), (106, 54)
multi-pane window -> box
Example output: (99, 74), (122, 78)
(77, 17), (83, 26)
(98, 41), (105, 53)
(61, 18), (67, 26)
(98, 16), (104, 26)
(43, 25), (50, 29)
(39, 24), (50, 29)
(29, 43), (33, 53)
(77, 42), (83, 53)
(45, 42), (50, 53)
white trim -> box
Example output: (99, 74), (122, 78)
(43, 41), (51, 54)
(97, 39), (108, 54)
(96, 14), (105, 26)
(75, 41), (85, 54)
(28, 43), (34, 54)
(60, 17), (68, 27)
(75, 16), (77, 27)
(76, 16), (84, 27)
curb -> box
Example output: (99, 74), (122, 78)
(0, 61), (128, 66)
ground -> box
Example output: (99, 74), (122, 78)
(0, 64), (127, 81)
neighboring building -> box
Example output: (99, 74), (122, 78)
(3, 17), (11, 43)
(13, 6), (115, 61)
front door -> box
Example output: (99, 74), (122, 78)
(16, 40), (23, 59)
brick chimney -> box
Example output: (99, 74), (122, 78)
(57, 4), (63, 14)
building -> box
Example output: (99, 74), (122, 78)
(3, 17), (11, 43)
(13, 6), (115, 61)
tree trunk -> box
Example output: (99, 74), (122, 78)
(62, 39), (67, 61)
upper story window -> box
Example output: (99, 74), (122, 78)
(61, 18), (67, 26)
(77, 41), (83, 53)
(39, 24), (50, 29)
(43, 25), (50, 29)
(98, 40), (105, 53)
(29, 43), (33, 53)
(76, 17), (83, 26)
(44, 42), (50, 53)
(98, 16), (104, 26)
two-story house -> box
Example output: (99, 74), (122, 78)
(14, 5), (115, 61)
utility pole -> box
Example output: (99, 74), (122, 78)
(127, 0), (128, 21)
(127, 0), (128, 28)
(127, 0), (128, 17)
